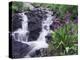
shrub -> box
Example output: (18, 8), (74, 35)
(50, 23), (78, 55)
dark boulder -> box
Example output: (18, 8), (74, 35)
(28, 28), (41, 41)
(11, 40), (31, 58)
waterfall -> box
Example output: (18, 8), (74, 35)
(12, 12), (29, 42)
(12, 9), (54, 57)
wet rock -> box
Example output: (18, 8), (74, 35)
(28, 28), (41, 41)
(28, 21), (42, 31)
(12, 14), (22, 32)
(12, 40), (31, 58)
(50, 21), (61, 31)
(45, 33), (52, 43)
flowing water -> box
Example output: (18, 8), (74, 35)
(11, 9), (54, 57)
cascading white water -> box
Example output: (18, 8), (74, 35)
(20, 13), (29, 42)
(12, 12), (29, 42)
(12, 10), (54, 57)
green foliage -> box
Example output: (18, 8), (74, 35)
(50, 23), (78, 55)
(9, 2), (23, 13)
(47, 4), (78, 20)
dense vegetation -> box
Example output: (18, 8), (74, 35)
(10, 2), (78, 56)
